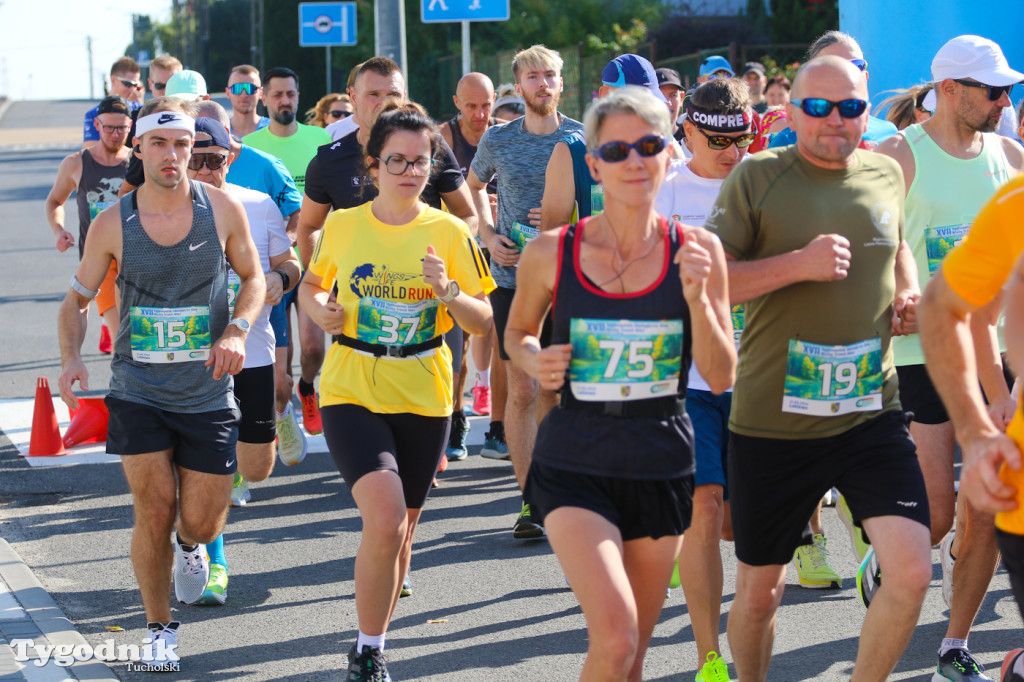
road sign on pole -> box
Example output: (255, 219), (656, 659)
(421, 0), (509, 23)
(299, 2), (357, 46)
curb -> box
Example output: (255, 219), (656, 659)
(0, 539), (118, 681)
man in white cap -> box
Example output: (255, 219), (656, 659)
(165, 70), (211, 102)
(876, 34), (1023, 682)
(56, 96), (265, 668)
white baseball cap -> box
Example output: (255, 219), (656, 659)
(931, 35), (1024, 87)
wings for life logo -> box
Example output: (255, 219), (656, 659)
(349, 263), (433, 301)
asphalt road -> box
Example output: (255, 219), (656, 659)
(0, 99), (1022, 681)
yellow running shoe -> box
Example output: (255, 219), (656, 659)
(695, 651), (733, 682)
(837, 494), (871, 562)
(792, 533), (842, 589)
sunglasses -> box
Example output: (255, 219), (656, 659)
(850, 59), (868, 72)
(328, 109), (352, 119)
(594, 135), (667, 162)
(229, 82), (259, 96)
(187, 154), (229, 171)
(693, 126), (755, 150)
(791, 98), (869, 118)
(954, 79), (1015, 102)
(378, 155), (434, 176)
(118, 77), (142, 89)
(151, 82), (167, 91)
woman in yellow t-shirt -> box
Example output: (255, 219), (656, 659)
(299, 104), (494, 678)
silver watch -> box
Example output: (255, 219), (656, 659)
(438, 280), (460, 304)
(227, 318), (250, 334)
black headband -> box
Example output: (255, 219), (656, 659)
(684, 100), (752, 133)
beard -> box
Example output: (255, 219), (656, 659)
(523, 89), (559, 117)
(958, 91), (1001, 133)
(273, 108), (296, 126)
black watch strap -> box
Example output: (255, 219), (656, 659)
(272, 269), (291, 291)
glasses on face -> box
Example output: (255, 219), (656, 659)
(693, 126), (756, 150)
(151, 82), (167, 91)
(229, 82), (259, 96)
(377, 155), (434, 175)
(187, 154), (229, 171)
(593, 135), (668, 162)
(101, 125), (129, 134)
(328, 109), (352, 119)
(118, 77), (142, 89)
(791, 98), (869, 119)
(954, 79), (1015, 102)
(849, 59), (868, 72)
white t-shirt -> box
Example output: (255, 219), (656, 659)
(654, 159), (730, 393)
(226, 183), (291, 368)
(326, 116), (359, 142)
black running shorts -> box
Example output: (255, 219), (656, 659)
(233, 364), (276, 444)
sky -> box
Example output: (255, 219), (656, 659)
(0, 1), (172, 101)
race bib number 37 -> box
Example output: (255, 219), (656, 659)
(356, 297), (438, 347)
(782, 338), (883, 416)
(129, 306), (212, 363)
(569, 318), (682, 401)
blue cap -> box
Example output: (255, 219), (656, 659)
(601, 54), (669, 103)
(194, 117), (232, 151)
(699, 56), (734, 79)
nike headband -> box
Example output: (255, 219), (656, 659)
(683, 101), (752, 133)
(135, 111), (196, 138)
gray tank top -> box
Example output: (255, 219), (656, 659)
(110, 180), (232, 413)
(75, 149), (126, 258)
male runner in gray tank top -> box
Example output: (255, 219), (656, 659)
(56, 97), (265, 670)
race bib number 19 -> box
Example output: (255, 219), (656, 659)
(569, 318), (682, 401)
(129, 306), (212, 363)
(782, 338), (883, 416)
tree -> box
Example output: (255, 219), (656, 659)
(766, 0), (838, 45)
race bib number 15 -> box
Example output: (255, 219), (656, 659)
(129, 306), (212, 363)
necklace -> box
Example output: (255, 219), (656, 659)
(598, 214), (660, 290)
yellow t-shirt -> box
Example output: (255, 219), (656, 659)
(309, 202), (495, 416)
(942, 174), (1024, 533)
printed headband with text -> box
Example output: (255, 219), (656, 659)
(684, 100), (752, 133)
(135, 111), (196, 138)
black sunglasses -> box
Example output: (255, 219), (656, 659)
(791, 98), (869, 118)
(328, 109), (352, 119)
(593, 135), (667, 162)
(118, 77), (142, 89)
(187, 154), (229, 171)
(693, 126), (756, 150)
(849, 59), (868, 72)
(954, 79), (1015, 102)
(229, 82), (259, 96)
(151, 81), (167, 91)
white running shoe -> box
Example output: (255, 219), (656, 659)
(276, 404), (307, 467)
(172, 539), (209, 605)
(141, 621), (180, 670)
(230, 472), (250, 507)
(940, 530), (955, 609)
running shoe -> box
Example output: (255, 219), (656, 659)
(513, 503), (545, 539)
(173, 539), (209, 605)
(670, 558), (681, 589)
(822, 487), (839, 506)
(837, 493), (871, 562)
(856, 547), (881, 608)
(230, 472), (250, 507)
(480, 428), (510, 460)
(400, 574), (412, 598)
(98, 324), (112, 354)
(195, 563), (228, 606)
(277, 404), (307, 467)
(141, 621), (180, 669)
(792, 533), (842, 589)
(471, 385), (492, 416)
(940, 530), (956, 610)
(1001, 649), (1024, 682)
(933, 647), (993, 682)
(299, 387), (323, 435)
(446, 413), (469, 461)
(346, 644), (391, 682)
(695, 651), (733, 682)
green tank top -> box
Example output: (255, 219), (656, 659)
(893, 123), (1015, 366)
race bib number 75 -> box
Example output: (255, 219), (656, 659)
(569, 318), (682, 401)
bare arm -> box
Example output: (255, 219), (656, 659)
(971, 289), (1014, 429)
(265, 249), (301, 306)
(726, 233), (851, 305)
(284, 210), (299, 245)
(117, 179), (138, 199)
(467, 170), (520, 267)
(299, 270), (344, 335)
(679, 227), (736, 394)
(892, 239), (922, 335)
(439, 182), (478, 236)
(422, 245), (492, 336)
(875, 132), (915, 196)
(296, 197), (331, 269)
(44, 153), (82, 252)
(540, 141), (577, 229)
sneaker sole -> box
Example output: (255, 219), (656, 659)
(797, 578), (841, 589)
(195, 589), (227, 606)
(480, 450), (511, 460)
(446, 450), (468, 461)
(513, 525), (546, 540)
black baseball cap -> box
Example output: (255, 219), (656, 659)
(656, 68), (683, 90)
(97, 95), (130, 116)
(741, 62), (766, 77)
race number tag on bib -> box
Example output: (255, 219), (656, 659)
(356, 297), (438, 348)
(782, 338), (883, 416)
(129, 306), (212, 363)
(89, 201), (115, 223)
(731, 305), (744, 347)
(925, 224), (970, 275)
(590, 185), (605, 216)
(226, 271), (241, 315)
(509, 221), (539, 250)
(569, 318), (682, 401)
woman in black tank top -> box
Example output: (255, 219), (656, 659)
(504, 87), (736, 680)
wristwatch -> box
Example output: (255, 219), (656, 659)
(438, 280), (460, 304)
(228, 318), (250, 334)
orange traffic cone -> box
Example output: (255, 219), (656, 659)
(63, 398), (109, 447)
(29, 377), (66, 456)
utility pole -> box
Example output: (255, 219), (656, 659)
(374, 0), (408, 88)
(87, 36), (94, 99)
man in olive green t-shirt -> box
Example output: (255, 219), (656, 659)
(705, 56), (932, 681)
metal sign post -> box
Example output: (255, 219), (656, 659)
(422, 0), (510, 76)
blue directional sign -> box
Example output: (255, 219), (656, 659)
(421, 0), (510, 23)
(299, 2), (357, 47)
